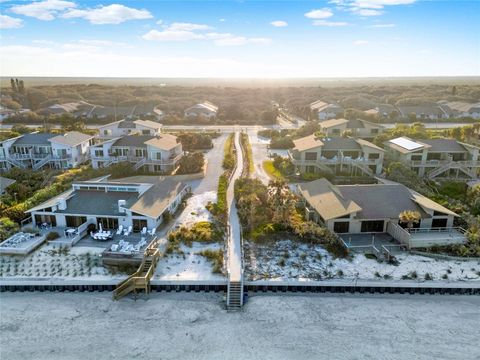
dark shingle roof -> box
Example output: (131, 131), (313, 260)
(421, 139), (467, 152)
(13, 133), (56, 146)
(112, 135), (154, 148)
(321, 137), (361, 150)
(55, 190), (138, 216)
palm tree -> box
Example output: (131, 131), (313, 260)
(398, 210), (421, 231)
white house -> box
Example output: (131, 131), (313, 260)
(184, 101), (218, 119)
(27, 176), (190, 233)
(397, 105), (448, 120)
(98, 119), (162, 138)
(0, 131), (94, 171)
(438, 101), (480, 119)
(289, 135), (385, 177)
(385, 136), (480, 179)
(90, 134), (182, 173)
(319, 118), (384, 139)
(310, 100), (344, 120)
(298, 178), (466, 249)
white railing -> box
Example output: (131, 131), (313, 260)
(408, 227), (466, 235)
(411, 160), (480, 167)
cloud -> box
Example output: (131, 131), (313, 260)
(354, 39), (369, 45)
(143, 23), (271, 46)
(353, 0), (416, 9)
(0, 14), (23, 28)
(369, 23), (395, 27)
(206, 33), (271, 46)
(142, 29), (204, 41)
(10, 0), (76, 20)
(167, 22), (211, 31)
(313, 20), (350, 26)
(356, 9), (383, 16)
(304, 8), (334, 19)
(62, 4), (152, 24)
(270, 20), (288, 27)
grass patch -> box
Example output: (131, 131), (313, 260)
(167, 222), (224, 254)
(197, 249), (224, 273)
(262, 160), (285, 181)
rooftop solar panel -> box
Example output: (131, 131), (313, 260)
(389, 137), (424, 151)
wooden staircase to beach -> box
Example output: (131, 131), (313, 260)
(112, 239), (161, 300)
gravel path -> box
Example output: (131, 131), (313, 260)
(1, 293), (479, 360)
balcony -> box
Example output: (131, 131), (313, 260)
(91, 153), (182, 166)
(410, 159), (480, 168)
(289, 152), (380, 166)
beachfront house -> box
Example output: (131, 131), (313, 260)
(0, 131), (94, 172)
(289, 135), (384, 177)
(298, 178), (466, 249)
(90, 134), (182, 173)
(385, 136), (480, 179)
(318, 118), (384, 139)
(27, 176), (190, 234)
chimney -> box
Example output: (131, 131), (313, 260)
(58, 198), (67, 211)
(118, 200), (126, 214)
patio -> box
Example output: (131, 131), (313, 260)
(340, 233), (407, 257)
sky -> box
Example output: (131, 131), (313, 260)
(0, 0), (479, 78)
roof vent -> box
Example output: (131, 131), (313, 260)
(118, 199), (126, 214)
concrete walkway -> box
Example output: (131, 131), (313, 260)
(226, 132), (243, 282)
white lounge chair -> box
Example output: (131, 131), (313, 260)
(149, 228), (156, 236)
(141, 227), (147, 235)
(116, 225), (123, 235)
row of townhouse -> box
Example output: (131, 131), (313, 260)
(0, 119), (184, 173)
(309, 99), (480, 120)
(0, 131), (94, 171)
(318, 118), (384, 140)
(289, 134), (480, 180)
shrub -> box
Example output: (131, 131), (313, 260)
(197, 249), (224, 274)
(168, 222), (223, 247)
(176, 152), (205, 174)
(46, 231), (60, 241)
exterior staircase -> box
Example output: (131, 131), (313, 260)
(33, 155), (53, 170)
(3, 156), (28, 169)
(427, 162), (476, 179)
(112, 239), (161, 300)
(227, 281), (243, 311)
(133, 158), (147, 170)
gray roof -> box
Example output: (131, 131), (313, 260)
(117, 120), (136, 129)
(49, 190), (137, 216)
(0, 176), (16, 193)
(299, 179), (456, 221)
(420, 139), (468, 152)
(339, 184), (428, 219)
(112, 135), (154, 148)
(49, 131), (93, 146)
(321, 137), (361, 151)
(13, 133), (56, 146)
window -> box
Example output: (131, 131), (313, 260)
(66, 216), (86, 227)
(154, 165), (162, 172)
(94, 150), (104, 157)
(103, 130), (108, 135)
(361, 220), (384, 232)
(305, 152), (317, 161)
(370, 128), (379, 134)
(332, 129), (341, 135)
(142, 130), (150, 135)
(333, 222), (350, 233)
(97, 217), (118, 230)
(156, 152), (162, 160)
(132, 219), (148, 232)
(368, 153), (380, 160)
(411, 154), (422, 161)
(432, 218), (448, 228)
(433, 210), (447, 216)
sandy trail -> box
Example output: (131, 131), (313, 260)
(1, 292), (479, 360)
